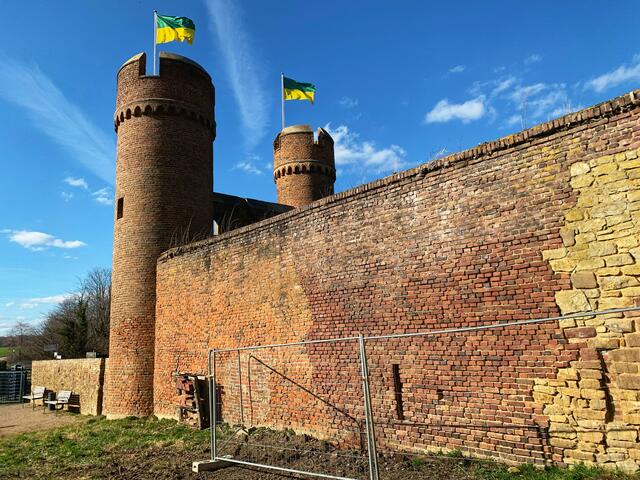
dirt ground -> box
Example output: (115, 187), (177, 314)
(86, 441), (479, 480)
(0, 414), (631, 480)
(0, 403), (84, 437)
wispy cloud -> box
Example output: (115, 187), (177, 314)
(233, 160), (263, 176)
(2, 229), (86, 251)
(339, 96), (359, 108)
(586, 54), (640, 93)
(205, 0), (268, 147)
(325, 124), (410, 174)
(92, 187), (112, 206)
(61, 192), (74, 202)
(507, 83), (572, 125)
(449, 65), (466, 74)
(64, 176), (88, 189)
(424, 96), (486, 124)
(524, 54), (542, 65)
(18, 294), (73, 310)
(0, 54), (115, 184)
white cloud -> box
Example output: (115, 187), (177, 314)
(449, 65), (466, 74)
(425, 96), (486, 124)
(233, 160), (263, 176)
(339, 96), (359, 108)
(324, 124), (409, 174)
(61, 192), (74, 202)
(3, 230), (86, 251)
(92, 187), (112, 206)
(0, 55), (115, 184)
(508, 83), (570, 122)
(19, 294), (73, 310)
(524, 54), (542, 65)
(5, 302), (15, 308)
(508, 83), (547, 104)
(469, 76), (517, 98)
(586, 55), (640, 93)
(64, 176), (88, 189)
(205, 0), (268, 147)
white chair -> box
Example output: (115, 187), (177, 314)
(22, 386), (45, 410)
(44, 390), (72, 414)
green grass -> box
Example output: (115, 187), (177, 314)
(0, 346), (15, 357)
(473, 462), (635, 480)
(0, 416), (211, 479)
(1, 417), (639, 480)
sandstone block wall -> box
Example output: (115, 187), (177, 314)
(155, 91), (640, 469)
(31, 359), (106, 415)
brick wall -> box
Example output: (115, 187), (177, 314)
(154, 91), (640, 469)
(32, 359), (106, 415)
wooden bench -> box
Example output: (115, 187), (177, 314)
(22, 386), (45, 410)
(44, 390), (72, 414)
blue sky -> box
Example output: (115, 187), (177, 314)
(1, 1), (639, 335)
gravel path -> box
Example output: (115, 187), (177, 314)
(0, 403), (84, 438)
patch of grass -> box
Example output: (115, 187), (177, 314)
(2, 418), (639, 480)
(0, 346), (16, 357)
(0, 415), (210, 479)
(474, 462), (636, 480)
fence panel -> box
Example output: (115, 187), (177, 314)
(211, 338), (372, 479)
(200, 306), (640, 478)
(0, 370), (30, 404)
(364, 324), (557, 475)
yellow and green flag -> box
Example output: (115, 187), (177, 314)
(156, 14), (196, 45)
(283, 76), (316, 103)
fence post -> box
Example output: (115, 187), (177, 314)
(358, 334), (379, 480)
(19, 371), (25, 403)
(237, 350), (245, 425)
(209, 349), (217, 461)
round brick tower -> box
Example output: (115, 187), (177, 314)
(106, 52), (215, 418)
(273, 125), (336, 207)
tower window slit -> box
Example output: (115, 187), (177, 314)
(117, 197), (124, 219)
(392, 364), (405, 420)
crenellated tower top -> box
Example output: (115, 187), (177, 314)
(273, 125), (336, 207)
(114, 52), (215, 138)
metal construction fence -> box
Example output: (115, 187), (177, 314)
(0, 369), (30, 404)
(201, 306), (640, 479)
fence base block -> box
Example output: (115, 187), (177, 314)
(192, 457), (232, 473)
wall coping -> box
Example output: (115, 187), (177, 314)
(159, 88), (640, 263)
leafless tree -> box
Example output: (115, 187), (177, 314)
(7, 268), (111, 361)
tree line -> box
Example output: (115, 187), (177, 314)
(5, 268), (111, 362)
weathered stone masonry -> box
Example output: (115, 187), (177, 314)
(154, 91), (640, 469)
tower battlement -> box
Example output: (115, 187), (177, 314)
(273, 125), (336, 207)
(114, 52), (215, 138)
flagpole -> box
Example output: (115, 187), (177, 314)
(153, 10), (158, 75)
(281, 72), (285, 130)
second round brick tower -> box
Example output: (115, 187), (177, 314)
(273, 125), (336, 207)
(106, 52), (215, 418)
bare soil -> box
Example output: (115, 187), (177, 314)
(0, 403), (84, 438)
(0, 416), (633, 480)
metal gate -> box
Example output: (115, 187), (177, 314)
(0, 369), (30, 404)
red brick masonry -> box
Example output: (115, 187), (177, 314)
(154, 91), (640, 466)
